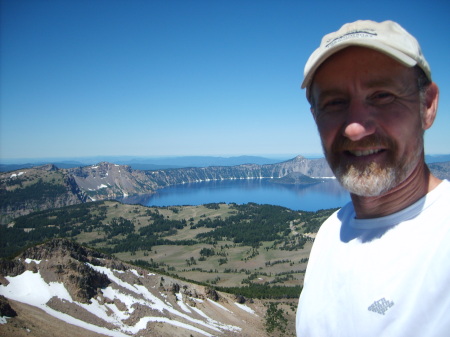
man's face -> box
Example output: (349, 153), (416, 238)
(310, 47), (426, 197)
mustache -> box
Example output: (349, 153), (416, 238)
(330, 134), (396, 154)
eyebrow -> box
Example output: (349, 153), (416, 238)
(364, 78), (399, 89)
(315, 77), (406, 101)
(315, 89), (346, 103)
(364, 76), (419, 98)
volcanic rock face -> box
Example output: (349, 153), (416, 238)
(69, 162), (160, 201)
(142, 155), (333, 187)
(0, 239), (268, 336)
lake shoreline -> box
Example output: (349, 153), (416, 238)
(117, 179), (350, 212)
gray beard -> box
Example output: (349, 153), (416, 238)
(335, 162), (399, 197)
(333, 146), (423, 197)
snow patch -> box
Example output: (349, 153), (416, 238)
(128, 317), (215, 337)
(207, 299), (232, 313)
(175, 292), (192, 313)
(189, 297), (204, 303)
(10, 171), (25, 178)
(129, 269), (140, 278)
(234, 302), (256, 315)
(1, 270), (72, 306)
(24, 258), (41, 264)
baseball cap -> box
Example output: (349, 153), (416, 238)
(301, 20), (431, 89)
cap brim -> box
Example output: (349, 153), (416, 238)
(301, 40), (417, 89)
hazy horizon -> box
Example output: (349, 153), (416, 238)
(2, 153), (450, 167)
(0, 153), (314, 165)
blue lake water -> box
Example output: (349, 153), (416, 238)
(118, 179), (351, 212)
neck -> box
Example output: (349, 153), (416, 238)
(350, 161), (441, 219)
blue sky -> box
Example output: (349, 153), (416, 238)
(1, 0), (449, 162)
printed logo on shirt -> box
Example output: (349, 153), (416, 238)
(368, 298), (394, 315)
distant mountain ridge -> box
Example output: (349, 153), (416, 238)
(123, 155), (284, 170)
(0, 155), (286, 172)
(2, 154), (449, 172)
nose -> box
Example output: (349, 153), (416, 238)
(342, 101), (376, 141)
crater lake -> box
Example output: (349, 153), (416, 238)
(117, 178), (350, 211)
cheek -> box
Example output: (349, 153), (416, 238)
(382, 114), (422, 147)
(316, 119), (340, 149)
(401, 127), (424, 155)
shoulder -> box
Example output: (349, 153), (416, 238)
(309, 202), (354, 248)
(317, 202), (354, 234)
(437, 179), (450, 195)
(422, 179), (450, 215)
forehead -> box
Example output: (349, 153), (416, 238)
(310, 46), (415, 94)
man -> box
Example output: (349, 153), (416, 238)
(296, 20), (450, 336)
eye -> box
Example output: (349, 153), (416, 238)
(327, 99), (346, 106)
(318, 98), (348, 114)
(369, 91), (395, 105)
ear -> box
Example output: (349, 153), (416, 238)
(422, 82), (439, 130)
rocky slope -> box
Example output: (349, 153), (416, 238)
(0, 164), (87, 224)
(428, 161), (450, 180)
(0, 239), (275, 337)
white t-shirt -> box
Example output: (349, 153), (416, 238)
(296, 180), (450, 337)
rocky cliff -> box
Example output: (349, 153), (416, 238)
(68, 162), (160, 201)
(143, 156), (333, 188)
(0, 238), (271, 337)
